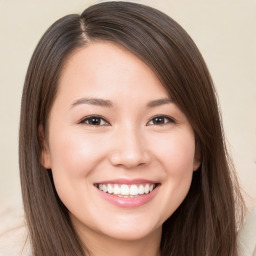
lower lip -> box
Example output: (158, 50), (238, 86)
(95, 185), (160, 208)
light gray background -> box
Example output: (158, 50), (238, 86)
(0, 0), (255, 215)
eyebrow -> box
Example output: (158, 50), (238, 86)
(147, 98), (173, 107)
(71, 97), (173, 109)
(71, 97), (113, 108)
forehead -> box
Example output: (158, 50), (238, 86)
(56, 42), (169, 104)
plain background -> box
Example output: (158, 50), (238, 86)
(0, 0), (255, 216)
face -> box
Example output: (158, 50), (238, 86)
(41, 42), (200, 243)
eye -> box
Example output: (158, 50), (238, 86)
(79, 115), (109, 126)
(147, 115), (175, 126)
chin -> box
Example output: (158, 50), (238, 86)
(96, 219), (162, 242)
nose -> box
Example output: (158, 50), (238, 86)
(109, 126), (150, 169)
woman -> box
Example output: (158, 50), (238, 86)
(19, 1), (244, 255)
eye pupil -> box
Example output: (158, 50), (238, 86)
(153, 117), (164, 124)
(89, 118), (101, 125)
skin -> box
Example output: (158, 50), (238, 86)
(41, 42), (201, 256)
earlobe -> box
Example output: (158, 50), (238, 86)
(38, 124), (51, 169)
(193, 143), (201, 171)
(193, 158), (201, 171)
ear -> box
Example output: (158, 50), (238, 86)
(193, 142), (201, 171)
(38, 124), (51, 169)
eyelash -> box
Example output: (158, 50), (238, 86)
(79, 115), (175, 126)
(147, 115), (175, 126)
(79, 115), (109, 126)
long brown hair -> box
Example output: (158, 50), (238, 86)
(19, 2), (244, 255)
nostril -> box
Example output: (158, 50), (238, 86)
(109, 145), (151, 168)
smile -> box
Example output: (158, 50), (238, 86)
(94, 183), (158, 197)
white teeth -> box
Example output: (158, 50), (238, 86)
(120, 185), (129, 195)
(138, 185), (144, 195)
(107, 184), (113, 194)
(113, 184), (120, 195)
(129, 185), (138, 196)
(102, 184), (107, 193)
(144, 184), (150, 194)
(97, 183), (156, 196)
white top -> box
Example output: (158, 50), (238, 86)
(238, 208), (256, 256)
(0, 205), (30, 256)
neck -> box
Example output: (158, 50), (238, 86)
(74, 222), (162, 256)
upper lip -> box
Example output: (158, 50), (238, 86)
(94, 178), (159, 185)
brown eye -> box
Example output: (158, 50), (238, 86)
(80, 116), (109, 126)
(147, 116), (174, 126)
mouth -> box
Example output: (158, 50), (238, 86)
(94, 183), (159, 198)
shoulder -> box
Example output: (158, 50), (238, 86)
(238, 208), (256, 256)
(0, 205), (31, 256)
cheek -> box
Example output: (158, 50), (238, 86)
(151, 131), (195, 219)
(47, 130), (108, 212)
(154, 130), (196, 174)
(49, 131), (103, 176)
(165, 134), (195, 187)
(48, 130), (106, 199)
